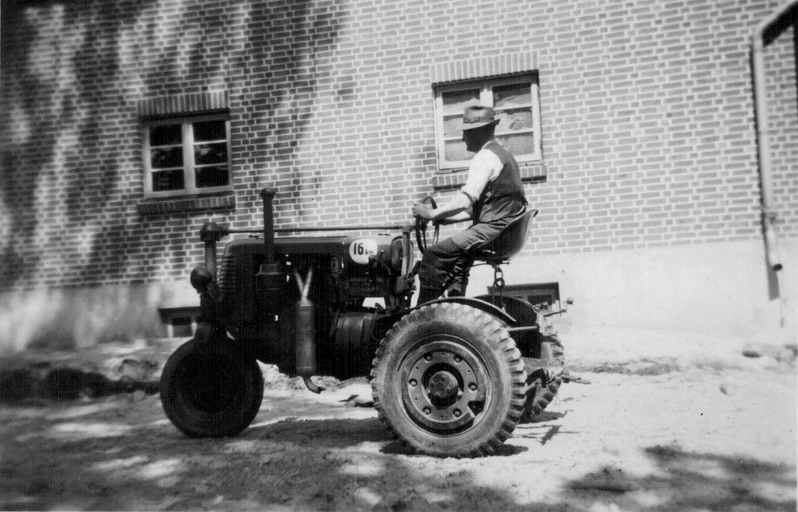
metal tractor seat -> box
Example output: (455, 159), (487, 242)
(469, 209), (538, 263)
(454, 209), (538, 300)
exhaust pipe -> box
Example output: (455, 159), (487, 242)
(256, 187), (321, 392)
(294, 268), (323, 394)
(257, 188), (287, 314)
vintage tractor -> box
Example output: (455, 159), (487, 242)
(160, 188), (572, 457)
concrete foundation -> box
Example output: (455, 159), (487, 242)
(467, 238), (797, 343)
(0, 281), (197, 353)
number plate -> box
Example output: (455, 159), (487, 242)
(349, 239), (378, 265)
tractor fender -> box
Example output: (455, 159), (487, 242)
(411, 297), (516, 325)
(473, 294), (539, 329)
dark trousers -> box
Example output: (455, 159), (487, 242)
(417, 216), (519, 304)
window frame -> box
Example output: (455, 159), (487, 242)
(433, 74), (542, 171)
(486, 282), (561, 308)
(142, 114), (232, 199)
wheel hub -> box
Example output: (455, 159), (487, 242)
(428, 371), (459, 401)
(400, 339), (491, 433)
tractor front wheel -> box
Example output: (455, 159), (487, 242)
(371, 303), (526, 457)
(160, 337), (263, 438)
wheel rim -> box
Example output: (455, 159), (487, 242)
(399, 336), (492, 435)
(179, 352), (241, 414)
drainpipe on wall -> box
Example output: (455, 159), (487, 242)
(751, 0), (797, 273)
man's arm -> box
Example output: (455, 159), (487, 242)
(412, 191), (473, 223)
(439, 207), (473, 225)
(411, 146), (500, 223)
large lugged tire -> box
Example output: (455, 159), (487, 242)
(521, 333), (565, 422)
(539, 332), (565, 367)
(520, 368), (562, 423)
(370, 303), (526, 457)
(160, 338), (264, 438)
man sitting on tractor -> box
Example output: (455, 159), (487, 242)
(412, 105), (528, 305)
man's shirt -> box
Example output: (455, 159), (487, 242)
(460, 141), (503, 204)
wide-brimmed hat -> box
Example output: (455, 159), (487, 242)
(461, 105), (501, 131)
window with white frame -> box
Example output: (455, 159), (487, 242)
(434, 74), (542, 170)
(143, 115), (231, 198)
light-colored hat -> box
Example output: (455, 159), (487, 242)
(461, 105), (500, 131)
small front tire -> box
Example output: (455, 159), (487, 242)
(160, 337), (263, 438)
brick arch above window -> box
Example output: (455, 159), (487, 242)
(429, 52), (538, 85)
(137, 91), (229, 120)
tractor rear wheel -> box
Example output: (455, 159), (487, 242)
(370, 303), (526, 457)
(521, 368), (562, 423)
(160, 337), (263, 438)
(521, 333), (565, 422)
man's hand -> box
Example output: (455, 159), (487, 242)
(412, 202), (434, 221)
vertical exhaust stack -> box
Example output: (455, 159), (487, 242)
(257, 188), (286, 315)
(256, 187), (321, 393)
(294, 269), (323, 393)
(260, 188), (277, 264)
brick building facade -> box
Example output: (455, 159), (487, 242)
(1, 0), (796, 351)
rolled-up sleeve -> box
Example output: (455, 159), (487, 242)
(460, 149), (503, 203)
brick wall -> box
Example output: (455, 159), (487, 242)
(765, 16), (798, 236)
(1, 0), (796, 291)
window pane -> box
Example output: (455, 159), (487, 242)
(496, 108), (533, 134)
(150, 147), (183, 169)
(194, 142), (227, 165)
(193, 120), (227, 142)
(172, 322), (193, 338)
(493, 83), (531, 108)
(497, 133), (535, 155)
(444, 140), (474, 162)
(443, 115), (465, 138)
(195, 166), (229, 188)
(149, 124), (182, 146)
(153, 169), (185, 191)
(442, 89), (480, 116)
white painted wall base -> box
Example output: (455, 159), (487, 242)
(0, 281), (197, 353)
(466, 238), (797, 342)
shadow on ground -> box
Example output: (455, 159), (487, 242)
(0, 392), (795, 511)
(566, 445), (796, 512)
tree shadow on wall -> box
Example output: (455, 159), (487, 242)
(0, 0), (344, 289)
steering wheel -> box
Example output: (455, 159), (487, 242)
(415, 195), (440, 254)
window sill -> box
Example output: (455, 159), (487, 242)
(432, 161), (547, 191)
(137, 192), (235, 215)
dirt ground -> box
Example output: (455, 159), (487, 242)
(0, 352), (795, 512)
